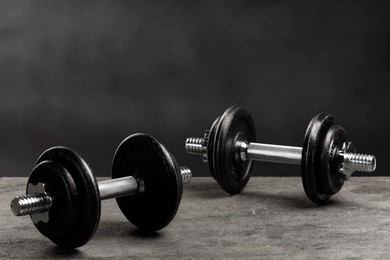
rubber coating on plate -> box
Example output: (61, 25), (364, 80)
(207, 116), (221, 180)
(112, 133), (183, 231)
(212, 105), (256, 195)
(319, 123), (347, 195)
(35, 147), (100, 248)
(27, 160), (79, 246)
(301, 113), (347, 204)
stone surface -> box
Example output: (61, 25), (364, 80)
(1, 177), (390, 259)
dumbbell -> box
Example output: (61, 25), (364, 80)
(185, 105), (376, 204)
(10, 133), (192, 248)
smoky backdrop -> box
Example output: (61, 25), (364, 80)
(0, 1), (389, 177)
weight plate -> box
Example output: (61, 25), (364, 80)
(212, 105), (256, 195)
(207, 116), (221, 180)
(319, 124), (347, 195)
(35, 147), (100, 247)
(302, 113), (342, 204)
(27, 160), (78, 245)
(112, 133), (183, 231)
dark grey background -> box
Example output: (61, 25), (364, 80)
(1, 1), (389, 177)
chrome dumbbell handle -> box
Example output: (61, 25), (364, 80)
(240, 142), (302, 165)
(98, 176), (140, 200)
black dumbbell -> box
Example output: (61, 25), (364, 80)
(185, 105), (376, 204)
(10, 133), (191, 248)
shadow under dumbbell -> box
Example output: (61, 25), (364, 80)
(240, 190), (344, 210)
(43, 246), (84, 258)
(95, 220), (162, 240)
(244, 190), (380, 212)
(128, 229), (161, 239)
(184, 180), (231, 199)
(5, 237), (84, 258)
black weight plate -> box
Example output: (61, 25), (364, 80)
(27, 160), (78, 244)
(35, 147), (100, 248)
(112, 133), (183, 231)
(213, 105), (256, 195)
(302, 113), (337, 204)
(319, 124), (347, 195)
(207, 116), (221, 180)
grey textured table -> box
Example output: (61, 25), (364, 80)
(1, 177), (389, 259)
